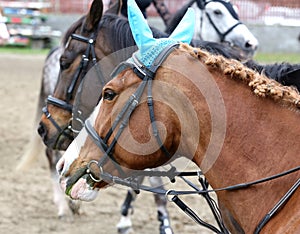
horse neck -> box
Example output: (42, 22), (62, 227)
(165, 45), (300, 232)
(200, 62), (300, 232)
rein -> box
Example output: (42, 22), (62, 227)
(91, 164), (300, 233)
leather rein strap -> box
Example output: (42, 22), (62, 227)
(94, 164), (300, 233)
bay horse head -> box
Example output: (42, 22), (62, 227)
(37, 0), (170, 151)
(37, 0), (132, 150)
(58, 1), (300, 232)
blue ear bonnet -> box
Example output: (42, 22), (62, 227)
(135, 38), (179, 68)
(127, 0), (195, 69)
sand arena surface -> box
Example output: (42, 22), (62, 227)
(0, 53), (217, 234)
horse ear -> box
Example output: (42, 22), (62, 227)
(127, 0), (156, 50)
(195, 0), (205, 10)
(169, 8), (195, 44)
(85, 0), (103, 31)
(105, 0), (122, 15)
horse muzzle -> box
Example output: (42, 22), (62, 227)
(56, 156), (103, 201)
(60, 173), (99, 201)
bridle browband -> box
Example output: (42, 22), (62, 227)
(197, 0), (242, 42)
(83, 43), (179, 179)
(42, 30), (105, 143)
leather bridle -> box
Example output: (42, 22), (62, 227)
(197, 0), (242, 42)
(42, 31), (105, 143)
(83, 43), (179, 181)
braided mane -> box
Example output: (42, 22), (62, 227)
(180, 43), (300, 110)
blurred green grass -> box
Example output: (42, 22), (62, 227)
(0, 46), (50, 55)
(0, 47), (299, 64)
(254, 52), (300, 64)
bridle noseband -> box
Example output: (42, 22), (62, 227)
(197, 0), (242, 42)
(42, 31), (105, 143)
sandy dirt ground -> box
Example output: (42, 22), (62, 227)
(0, 53), (219, 234)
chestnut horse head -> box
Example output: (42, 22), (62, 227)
(58, 1), (300, 232)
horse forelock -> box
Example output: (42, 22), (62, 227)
(180, 43), (300, 110)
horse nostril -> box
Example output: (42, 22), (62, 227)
(37, 122), (47, 139)
(245, 41), (252, 48)
(245, 41), (258, 51)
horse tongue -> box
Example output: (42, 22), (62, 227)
(69, 175), (99, 201)
(65, 167), (87, 196)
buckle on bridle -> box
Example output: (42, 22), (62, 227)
(87, 160), (103, 182)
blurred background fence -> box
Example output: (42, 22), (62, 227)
(0, 0), (299, 52)
(1, 0), (300, 26)
(0, 0), (300, 26)
(45, 0), (300, 26)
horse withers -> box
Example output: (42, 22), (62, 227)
(57, 2), (300, 233)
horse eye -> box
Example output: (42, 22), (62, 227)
(103, 89), (117, 101)
(213, 9), (222, 15)
(60, 59), (70, 70)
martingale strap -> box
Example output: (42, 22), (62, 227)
(254, 177), (300, 234)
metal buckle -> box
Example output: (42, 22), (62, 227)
(86, 160), (103, 182)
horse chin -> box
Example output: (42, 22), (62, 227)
(70, 178), (99, 201)
(62, 175), (100, 201)
(232, 44), (255, 61)
(239, 49), (255, 61)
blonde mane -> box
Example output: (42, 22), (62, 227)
(180, 43), (300, 110)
